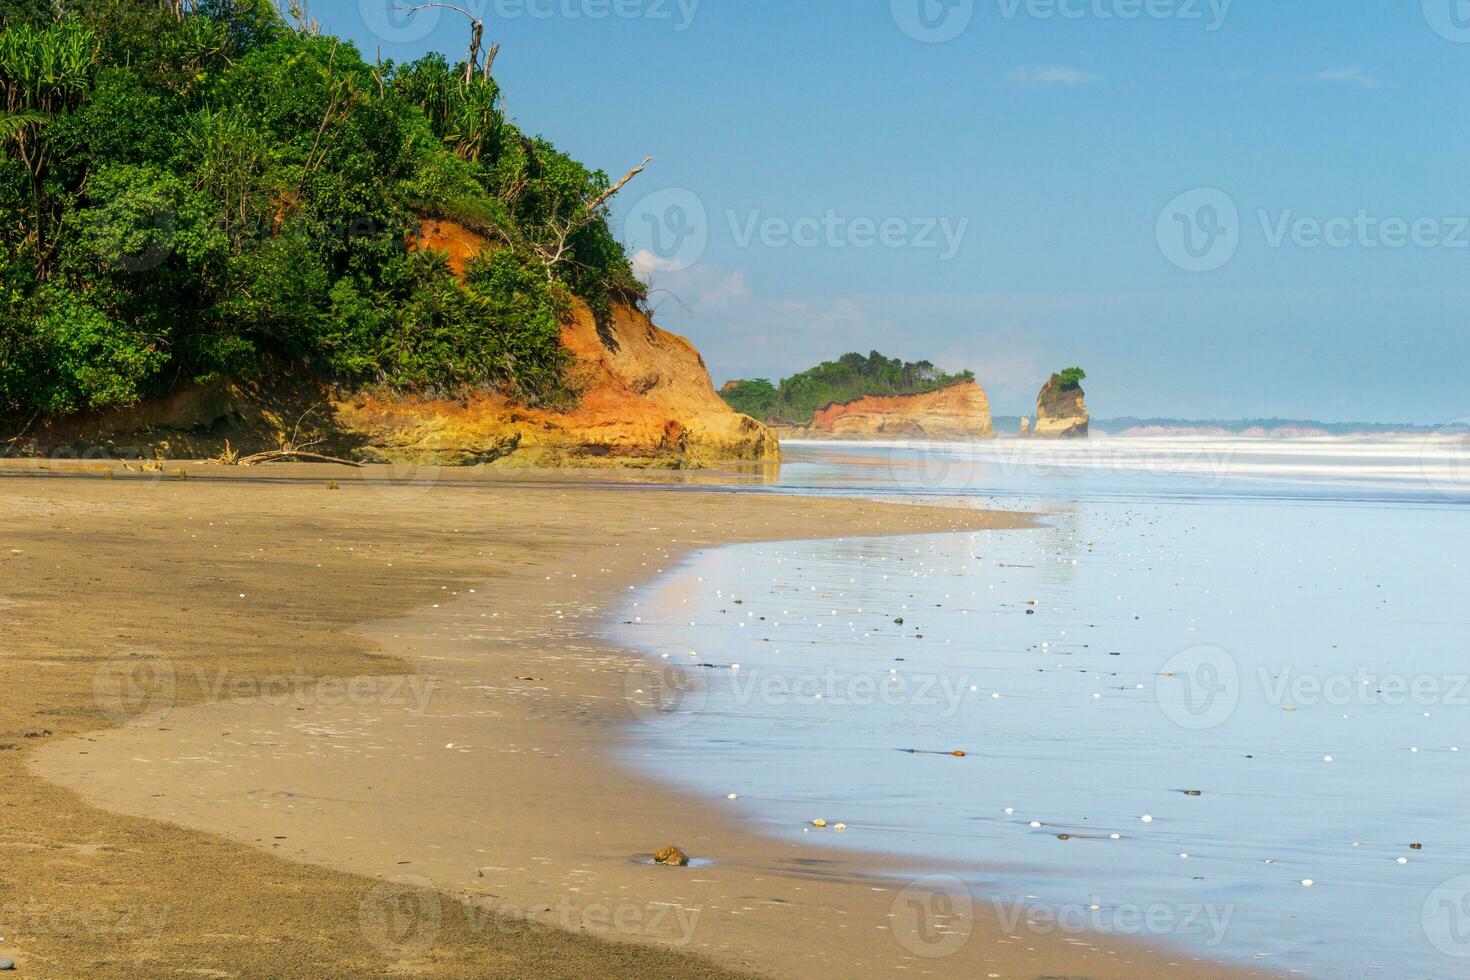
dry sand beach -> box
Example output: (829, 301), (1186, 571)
(2, 461), (1271, 978)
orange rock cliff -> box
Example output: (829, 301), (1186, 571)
(780, 382), (995, 440)
(24, 222), (776, 468)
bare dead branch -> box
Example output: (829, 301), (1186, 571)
(392, 3), (489, 81)
(585, 156), (652, 215)
(237, 450), (362, 468)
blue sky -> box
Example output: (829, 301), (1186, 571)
(323, 0), (1470, 422)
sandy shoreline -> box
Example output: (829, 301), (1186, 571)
(4, 461), (1271, 977)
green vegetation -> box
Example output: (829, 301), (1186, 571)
(720, 352), (974, 425)
(1055, 367), (1087, 390)
(0, 1), (646, 421)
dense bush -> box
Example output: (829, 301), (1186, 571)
(1055, 367), (1087, 390)
(721, 352), (974, 425)
(0, 1), (643, 419)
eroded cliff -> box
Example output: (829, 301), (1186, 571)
(22, 297), (777, 469)
(781, 381), (995, 440)
(1035, 376), (1090, 439)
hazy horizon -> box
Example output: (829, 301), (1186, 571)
(325, 1), (1470, 426)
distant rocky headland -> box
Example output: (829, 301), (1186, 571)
(781, 381), (994, 440)
(724, 355), (1091, 442)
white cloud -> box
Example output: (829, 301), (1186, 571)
(630, 249), (682, 278)
(1006, 65), (1103, 87)
(1315, 67), (1380, 88)
(636, 260), (749, 315)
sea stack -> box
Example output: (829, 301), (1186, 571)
(1019, 417), (1032, 439)
(1034, 368), (1089, 439)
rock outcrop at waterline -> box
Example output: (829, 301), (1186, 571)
(1034, 375), (1089, 439)
(779, 381), (995, 440)
(20, 298), (777, 469)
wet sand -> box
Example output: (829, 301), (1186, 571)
(4, 460), (1270, 977)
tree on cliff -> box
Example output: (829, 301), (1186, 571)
(0, 0), (646, 423)
(720, 379), (777, 420)
(1055, 367), (1087, 390)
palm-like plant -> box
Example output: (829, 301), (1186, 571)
(0, 18), (100, 275)
(0, 108), (48, 141)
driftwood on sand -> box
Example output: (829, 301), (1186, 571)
(236, 450), (362, 468)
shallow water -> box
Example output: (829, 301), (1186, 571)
(615, 437), (1470, 977)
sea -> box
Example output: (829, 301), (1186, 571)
(614, 434), (1470, 977)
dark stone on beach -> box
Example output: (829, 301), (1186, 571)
(894, 618), (904, 625)
(654, 845), (690, 867)
(1411, 843), (1423, 849)
(1185, 790), (1203, 796)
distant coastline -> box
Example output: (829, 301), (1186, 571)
(993, 416), (1455, 437)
